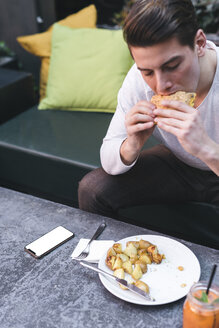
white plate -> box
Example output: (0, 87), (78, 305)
(98, 235), (201, 305)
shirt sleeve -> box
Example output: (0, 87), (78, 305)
(100, 104), (137, 175)
(100, 64), (145, 175)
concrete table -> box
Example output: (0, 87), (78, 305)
(0, 187), (218, 328)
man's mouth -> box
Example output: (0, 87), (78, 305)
(159, 90), (180, 96)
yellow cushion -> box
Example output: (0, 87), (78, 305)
(17, 5), (97, 99)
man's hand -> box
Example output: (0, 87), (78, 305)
(154, 100), (219, 175)
(153, 100), (207, 156)
(120, 100), (156, 165)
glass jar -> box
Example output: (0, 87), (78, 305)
(183, 281), (219, 328)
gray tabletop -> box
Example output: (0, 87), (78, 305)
(0, 187), (218, 328)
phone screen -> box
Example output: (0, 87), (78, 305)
(25, 226), (74, 258)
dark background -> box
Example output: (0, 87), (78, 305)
(0, 0), (125, 83)
(55, 0), (125, 24)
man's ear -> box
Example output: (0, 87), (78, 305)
(195, 29), (207, 57)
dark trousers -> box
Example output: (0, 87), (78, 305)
(78, 145), (219, 218)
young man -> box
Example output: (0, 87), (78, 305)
(78, 0), (219, 218)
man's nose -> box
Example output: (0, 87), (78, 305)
(156, 73), (173, 95)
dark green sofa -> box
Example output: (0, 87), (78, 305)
(0, 68), (218, 249)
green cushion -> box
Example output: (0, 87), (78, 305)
(39, 25), (133, 113)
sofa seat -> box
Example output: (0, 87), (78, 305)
(0, 105), (112, 205)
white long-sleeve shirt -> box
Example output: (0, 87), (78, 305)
(100, 41), (219, 175)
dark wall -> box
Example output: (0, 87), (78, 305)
(94, 0), (125, 25)
(55, 0), (125, 25)
(0, 0), (125, 84)
(0, 0), (56, 84)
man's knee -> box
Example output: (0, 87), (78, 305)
(78, 168), (118, 217)
(78, 171), (96, 209)
(78, 168), (107, 212)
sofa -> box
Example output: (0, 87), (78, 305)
(1, 5), (218, 249)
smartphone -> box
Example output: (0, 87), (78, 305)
(24, 226), (74, 259)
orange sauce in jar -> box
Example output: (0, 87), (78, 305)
(183, 282), (219, 328)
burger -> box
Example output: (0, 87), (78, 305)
(151, 91), (196, 109)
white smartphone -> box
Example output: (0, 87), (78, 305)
(24, 226), (74, 259)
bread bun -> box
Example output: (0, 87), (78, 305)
(151, 91), (196, 109)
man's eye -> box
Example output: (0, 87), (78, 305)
(165, 63), (180, 71)
(144, 71), (153, 77)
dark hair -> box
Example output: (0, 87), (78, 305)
(123, 0), (199, 49)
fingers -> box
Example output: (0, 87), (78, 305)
(155, 121), (179, 137)
(127, 121), (154, 135)
(125, 98), (197, 137)
(126, 101), (156, 130)
(125, 101), (156, 136)
(158, 99), (195, 113)
(130, 100), (156, 116)
(153, 99), (197, 122)
(127, 112), (154, 125)
(126, 112), (155, 135)
(138, 100), (156, 110)
(155, 109), (200, 138)
(154, 108), (188, 121)
(155, 117), (184, 129)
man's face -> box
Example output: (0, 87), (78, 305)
(130, 37), (200, 95)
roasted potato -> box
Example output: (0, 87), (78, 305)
(132, 263), (143, 280)
(112, 256), (123, 270)
(107, 247), (116, 257)
(124, 243), (138, 257)
(122, 260), (133, 275)
(113, 243), (123, 254)
(113, 268), (125, 279)
(129, 254), (139, 265)
(105, 238), (164, 293)
(126, 241), (140, 249)
(105, 255), (116, 270)
(139, 239), (152, 250)
(135, 260), (147, 274)
(118, 253), (129, 262)
(147, 245), (158, 255)
(152, 253), (163, 264)
(113, 268), (127, 290)
(134, 280), (149, 293)
(139, 252), (152, 265)
(147, 245), (163, 264)
(137, 249), (147, 256)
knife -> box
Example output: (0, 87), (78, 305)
(79, 260), (155, 301)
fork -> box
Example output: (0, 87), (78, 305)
(73, 221), (106, 260)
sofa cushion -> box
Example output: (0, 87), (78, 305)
(17, 5), (97, 100)
(39, 25), (133, 113)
